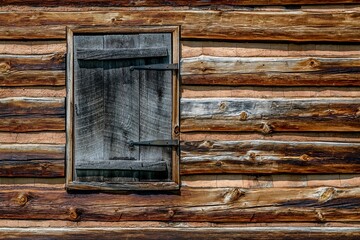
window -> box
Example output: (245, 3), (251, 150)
(66, 26), (180, 191)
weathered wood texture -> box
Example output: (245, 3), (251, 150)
(0, 144), (64, 177)
(1, 10), (360, 42)
(0, 97), (65, 132)
(181, 140), (360, 174)
(1, 227), (360, 240)
(0, 186), (360, 222)
(181, 98), (360, 132)
(2, 0), (360, 7)
(181, 56), (360, 86)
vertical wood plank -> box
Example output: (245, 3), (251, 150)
(103, 34), (141, 181)
(73, 35), (104, 180)
(139, 33), (173, 180)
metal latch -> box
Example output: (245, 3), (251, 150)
(129, 139), (179, 147)
(130, 63), (178, 71)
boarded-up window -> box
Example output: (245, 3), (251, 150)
(66, 26), (180, 191)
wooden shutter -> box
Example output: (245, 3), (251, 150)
(72, 33), (174, 183)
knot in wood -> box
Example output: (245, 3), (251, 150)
(249, 152), (256, 160)
(223, 188), (244, 204)
(17, 193), (28, 206)
(316, 210), (325, 222)
(0, 62), (10, 73)
(300, 154), (311, 161)
(261, 122), (272, 134)
(215, 160), (222, 167)
(308, 58), (320, 68)
(219, 102), (228, 111)
(167, 209), (175, 218)
(69, 207), (80, 221)
(239, 111), (248, 121)
(199, 140), (214, 149)
(319, 187), (337, 203)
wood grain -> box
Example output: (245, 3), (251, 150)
(181, 140), (360, 174)
(0, 144), (64, 177)
(181, 98), (360, 133)
(181, 56), (360, 86)
(1, 10), (360, 42)
(1, 227), (360, 240)
(1, 0), (360, 7)
(0, 186), (360, 222)
(0, 97), (65, 132)
(0, 71), (65, 86)
(0, 53), (65, 70)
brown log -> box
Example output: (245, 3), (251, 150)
(181, 56), (360, 86)
(1, 227), (360, 240)
(0, 144), (64, 177)
(0, 53), (65, 71)
(1, 0), (360, 7)
(181, 140), (360, 175)
(0, 97), (65, 132)
(1, 10), (360, 42)
(181, 98), (360, 133)
(0, 70), (65, 86)
(0, 186), (360, 222)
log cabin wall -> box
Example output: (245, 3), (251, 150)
(0, 1), (360, 239)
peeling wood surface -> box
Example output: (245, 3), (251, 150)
(0, 186), (359, 222)
(1, 10), (360, 42)
(181, 140), (360, 174)
(1, 227), (360, 240)
(181, 56), (360, 86)
(181, 98), (360, 133)
(0, 144), (64, 177)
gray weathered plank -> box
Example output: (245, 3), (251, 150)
(77, 48), (168, 60)
(102, 34), (141, 181)
(181, 98), (360, 133)
(74, 35), (105, 173)
(139, 33), (173, 181)
(76, 160), (167, 171)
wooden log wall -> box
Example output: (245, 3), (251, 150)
(0, 1), (360, 238)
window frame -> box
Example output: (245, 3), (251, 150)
(66, 26), (180, 191)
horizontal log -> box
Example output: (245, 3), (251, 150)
(0, 70), (65, 86)
(1, 10), (360, 42)
(0, 186), (360, 222)
(181, 140), (360, 174)
(77, 48), (168, 60)
(181, 98), (360, 133)
(1, 227), (360, 240)
(2, 0), (360, 7)
(0, 53), (64, 71)
(0, 97), (65, 132)
(0, 144), (64, 177)
(76, 160), (167, 171)
(181, 56), (360, 86)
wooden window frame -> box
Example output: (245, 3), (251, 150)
(66, 26), (180, 191)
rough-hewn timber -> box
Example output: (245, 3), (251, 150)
(181, 56), (360, 86)
(1, 227), (360, 240)
(1, 10), (360, 42)
(0, 186), (359, 222)
(2, 0), (360, 7)
(0, 70), (65, 86)
(0, 144), (64, 177)
(0, 97), (65, 132)
(181, 140), (360, 174)
(181, 98), (360, 133)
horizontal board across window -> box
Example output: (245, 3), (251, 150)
(66, 26), (180, 191)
